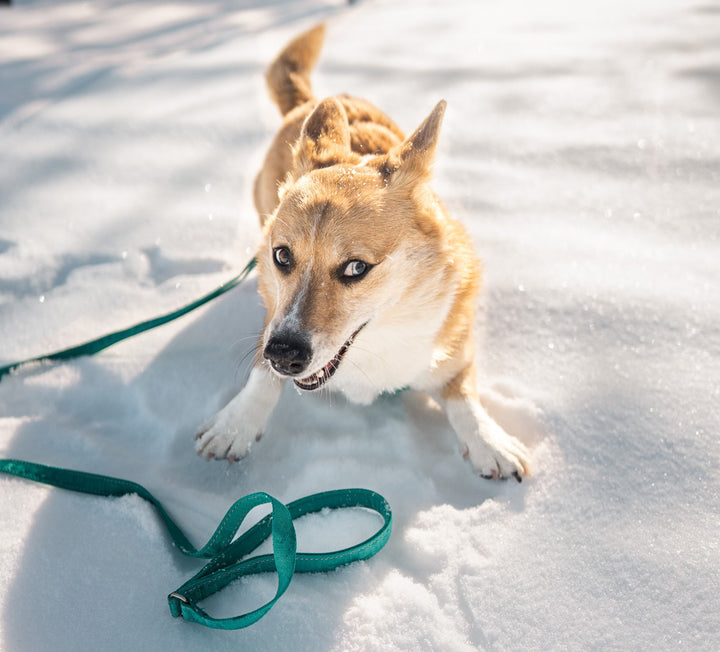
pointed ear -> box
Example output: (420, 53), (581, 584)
(293, 97), (351, 176)
(384, 100), (446, 188)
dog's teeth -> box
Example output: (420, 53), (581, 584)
(292, 324), (366, 393)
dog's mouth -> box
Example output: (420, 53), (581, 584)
(294, 323), (366, 392)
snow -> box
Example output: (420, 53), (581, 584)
(1, 0), (719, 649)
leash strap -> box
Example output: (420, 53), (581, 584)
(0, 258), (257, 381)
(0, 458), (392, 630)
(1, 258), (393, 628)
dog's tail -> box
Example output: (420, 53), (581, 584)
(266, 23), (325, 116)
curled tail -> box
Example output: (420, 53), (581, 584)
(266, 23), (326, 116)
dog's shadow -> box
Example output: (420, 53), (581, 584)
(1, 277), (544, 650)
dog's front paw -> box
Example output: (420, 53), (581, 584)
(194, 367), (284, 463)
(446, 398), (531, 482)
(195, 413), (262, 462)
(462, 417), (531, 482)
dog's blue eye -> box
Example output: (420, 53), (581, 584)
(342, 260), (369, 278)
(273, 247), (292, 268)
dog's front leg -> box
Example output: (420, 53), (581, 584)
(441, 365), (531, 481)
(195, 365), (284, 462)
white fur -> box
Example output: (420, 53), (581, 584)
(443, 397), (530, 478)
(195, 366), (284, 460)
(331, 308), (451, 404)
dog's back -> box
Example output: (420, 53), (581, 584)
(254, 24), (406, 221)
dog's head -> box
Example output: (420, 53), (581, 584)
(256, 98), (450, 391)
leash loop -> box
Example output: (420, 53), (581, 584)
(0, 458), (392, 630)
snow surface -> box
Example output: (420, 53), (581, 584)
(1, 0), (719, 649)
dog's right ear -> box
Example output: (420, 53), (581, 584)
(292, 97), (353, 177)
(383, 100), (446, 191)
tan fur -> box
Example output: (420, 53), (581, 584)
(196, 24), (531, 480)
(254, 29), (479, 398)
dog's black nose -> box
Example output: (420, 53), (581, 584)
(263, 330), (312, 376)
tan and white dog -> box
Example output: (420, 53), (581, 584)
(195, 24), (531, 481)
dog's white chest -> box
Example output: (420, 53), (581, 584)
(330, 301), (451, 404)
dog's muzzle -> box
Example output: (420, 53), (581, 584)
(264, 323), (366, 391)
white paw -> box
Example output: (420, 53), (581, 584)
(194, 367), (284, 463)
(446, 398), (532, 482)
(195, 410), (262, 462)
(461, 418), (531, 481)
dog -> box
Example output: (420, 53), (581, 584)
(195, 24), (531, 481)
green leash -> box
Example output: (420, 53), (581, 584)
(0, 258), (393, 629)
(0, 459), (392, 630)
(0, 257), (257, 381)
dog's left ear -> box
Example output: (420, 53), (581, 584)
(384, 100), (446, 189)
(292, 97), (353, 177)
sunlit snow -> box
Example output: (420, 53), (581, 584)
(1, 0), (719, 649)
